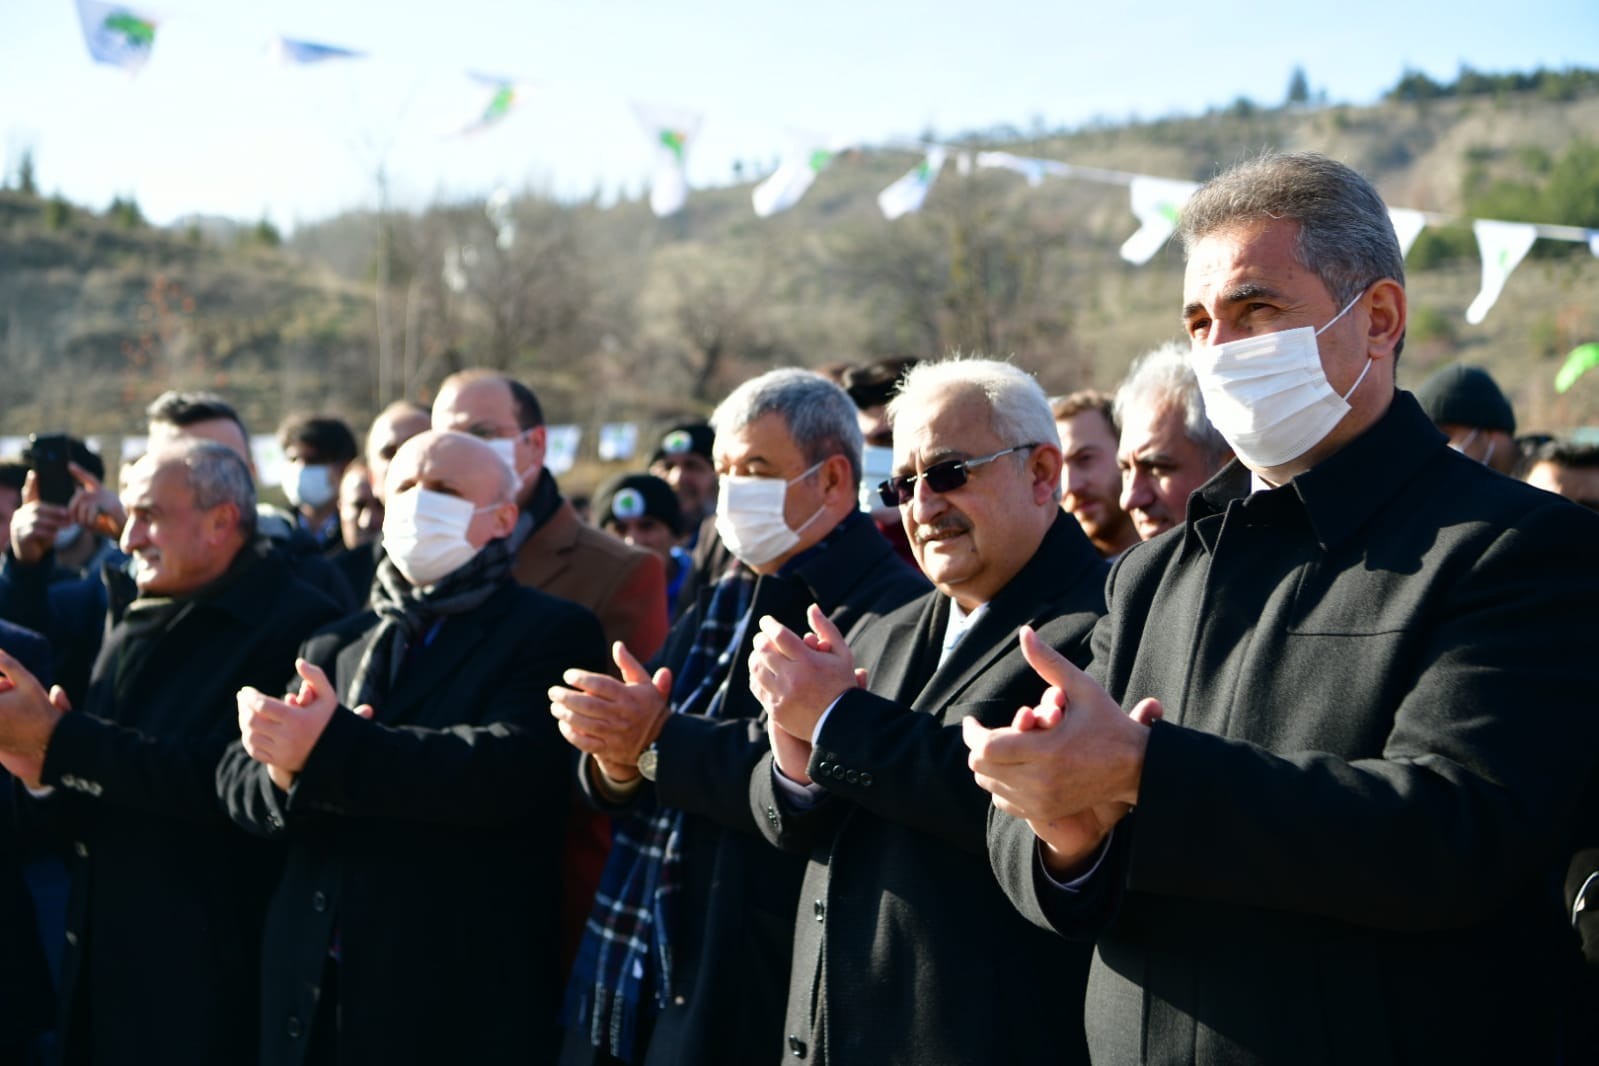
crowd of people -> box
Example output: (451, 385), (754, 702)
(0, 152), (1595, 1065)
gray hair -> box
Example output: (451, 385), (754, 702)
(711, 368), (864, 484)
(150, 439), (258, 540)
(888, 356), (1060, 501)
(1113, 342), (1232, 470)
(1178, 152), (1405, 355)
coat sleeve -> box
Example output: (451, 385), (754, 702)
(1124, 501), (1599, 931)
(283, 608), (606, 827)
(649, 712), (770, 836)
(599, 549), (669, 665)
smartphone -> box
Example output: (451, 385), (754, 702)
(27, 433), (75, 506)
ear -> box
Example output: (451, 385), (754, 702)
(1028, 443), (1064, 506)
(488, 500), (518, 540)
(206, 501), (241, 546)
(1364, 278), (1406, 364)
(525, 425), (548, 471)
(822, 453), (856, 503)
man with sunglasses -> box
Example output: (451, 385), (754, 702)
(746, 357), (1112, 1065)
(967, 153), (1599, 1062)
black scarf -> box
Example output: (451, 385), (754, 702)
(349, 536), (515, 710)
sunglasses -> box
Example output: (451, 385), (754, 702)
(877, 444), (1038, 507)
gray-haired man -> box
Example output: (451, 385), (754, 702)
(0, 440), (341, 1066)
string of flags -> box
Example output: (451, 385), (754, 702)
(66, 0), (1599, 334)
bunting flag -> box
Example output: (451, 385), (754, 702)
(485, 188), (516, 249)
(753, 135), (839, 218)
(269, 36), (364, 65)
(1119, 176), (1200, 265)
(598, 423), (640, 462)
(975, 150), (1060, 187)
(1555, 343), (1599, 394)
(1590, 233), (1599, 258)
(633, 103), (702, 218)
(75, 0), (158, 74)
(878, 148), (946, 221)
(455, 74), (526, 137)
(1465, 219), (1539, 324)
(1388, 207), (1428, 258)
(545, 425), (582, 475)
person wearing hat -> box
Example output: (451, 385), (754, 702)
(594, 473), (695, 619)
(1414, 364), (1518, 475)
(648, 423), (717, 538)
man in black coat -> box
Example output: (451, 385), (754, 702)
(0, 440), (341, 1066)
(0, 619), (55, 1066)
(552, 369), (927, 1066)
(222, 430), (607, 1065)
(968, 153), (1599, 1063)
(746, 358), (1114, 1065)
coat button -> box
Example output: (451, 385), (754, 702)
(286, 1016), (302, 1039)
(813, 899), (825, 921)
(312, 891), (327, 913)
(845, 770), (859, 785)
(831, 765), (846, 780)
(268, 812), (285, 830)
(817, 761), (833, 775)
(65, 930), (78, 947)
(860, 773), (873, 788)
(673, 995), (686, 1006)
(73, 841), (89, 858)
(788, 1034), (807, 1058)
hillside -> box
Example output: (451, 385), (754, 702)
(2, 74), (1597, 481)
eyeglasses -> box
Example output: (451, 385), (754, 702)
(877, 444), (1038, 507)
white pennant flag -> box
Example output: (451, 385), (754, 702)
(1119, 176), (1199, 265)
(1589, 232), (1599, 258)
(975, 151), (1056, 187)
(1465, 219), (1539, 325)
(1388, 208), (1427, 258)
(75, 0), (158, 75)
(633, 102), (702, 217)
(878, 149), (946, 221)
(753, 134), (839, 218)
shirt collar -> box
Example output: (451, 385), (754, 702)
(1184, 390), (1448, 553)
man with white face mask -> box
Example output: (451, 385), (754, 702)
(1414, 363), (1519, 475)
(277, 414), (359, 554)
(551, 368), (926, 1066)
(967, 153), (1599, 1062)
(221, 430), (606, 1065)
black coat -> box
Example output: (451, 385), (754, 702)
(30, 547), (341, 1066)
(750, 512), (1107, 1066)
(991, 392), (1599, 1064)
(562, 514), (928, 1066)
(220, 580), (607, 1066)
(0, 619), (55, 1053)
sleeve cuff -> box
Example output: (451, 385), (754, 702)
(771, 762), (825, 808)
(1036, 829), (1115, 891)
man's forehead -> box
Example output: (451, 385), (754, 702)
(892, 387), (993, 458)
(712, 412), (797, 464)
(1061, 409), (1116, 447)
(434, 379), (514, 426)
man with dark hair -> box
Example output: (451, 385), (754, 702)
(554, 368), (926, 1066)
(0, 440), (341, 1066)
(1415, 363), (1518, 475)
(841, 357), (920, 566)
(969, 152), (1599, 1062)
(1051, 390), (1138, 558)
(1524, 438), (1599, 512)
(648, 423), (717, 535)
(222, 430), (606, 1065)
(278, 414), (360, 553)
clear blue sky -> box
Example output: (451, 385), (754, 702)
(4, 0), (1595, 228)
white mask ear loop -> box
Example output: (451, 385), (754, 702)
(1318, 288), (1372, 404)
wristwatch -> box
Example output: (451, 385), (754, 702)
(637, 743), (660, 782)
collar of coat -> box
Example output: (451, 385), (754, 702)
(1184, 389), (1450, 555)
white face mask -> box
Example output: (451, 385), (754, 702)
(859, 445), (895, 512)
(487, 435), (532, 490)
(382, 488), (500, 587)
(715, 460), (826, 567)
(1449, 428), (1496, 467)
(286, 463), (338, 510)
(1189, 291), (1371, 469)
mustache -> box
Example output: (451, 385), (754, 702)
(913, 517), (971, 544)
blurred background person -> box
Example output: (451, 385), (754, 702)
(1052, 390), (1139, 558)
(1112, 342), (1232, 540)
(1523, 438), (1599, 512)
(277, 414), (360, 554)
(592, 473), (694, 619)
(1414, 363), (1518, 475)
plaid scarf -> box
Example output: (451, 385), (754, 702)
(349, 537), (514, 710)
(566, 556), (756, 1062)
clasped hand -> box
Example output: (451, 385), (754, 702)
(549, 641), (672, 785)
(0, 647), (70, 789)
(748, 605), (866, 786)
(237, 659), (371, 792)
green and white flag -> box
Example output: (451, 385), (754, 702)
(1555, 343), (1599, 394)
(1388, 208), (1427, 259)
(1119, 176), (1199, 265)
(753, 134), (839, 217)
(634, 102), (701, 217)
(1465, 219), (1538, 325)
(878, 148), (946, 221)
(975, 150), (1064, 187)
(75, 0), (157, 75)
(456, 74), (526, 137)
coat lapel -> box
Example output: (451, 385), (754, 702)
(357, 586), (515, 726)
(870, 595), (947, 706)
